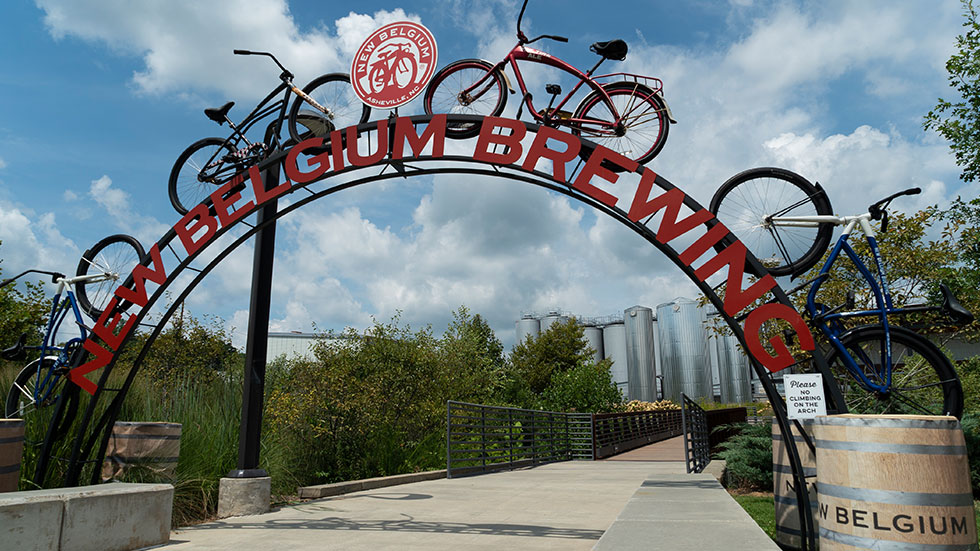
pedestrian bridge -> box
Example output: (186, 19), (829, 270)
(167, 438), (778, 550)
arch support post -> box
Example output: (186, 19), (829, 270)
(228, 163), (279, 479)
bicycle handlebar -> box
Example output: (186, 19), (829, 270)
(516, 0), (568, 45)
(527, 34), (569, 44)
(868, 186), (920, 233)
(0, 269), (66, 289)
(868, 187), (920, 220)
(233, 49), (293, 80)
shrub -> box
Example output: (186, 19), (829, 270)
(714, 422), (772, 491)
(961, 413), (980, 497)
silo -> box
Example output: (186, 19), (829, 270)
(715, 326), (752, 403)
(515, 315), (540, 344)
(583, 324), (604, 364)
(539, 311), (565, 335)
(651, 315), (662, 399)
(625, 306), (656, 402)
(602, 321), (629, 398)
(657, 298), (710, 402)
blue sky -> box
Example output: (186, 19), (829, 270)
(0, 0), (969, 350)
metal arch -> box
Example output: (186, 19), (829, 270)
(41, 113), (833, 550)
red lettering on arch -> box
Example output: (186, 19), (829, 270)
(474, 117), (526, 164)
(694, 241), (777, 316)
(284, 138), (330, 184)
(392, 114), (445, 159)
(572, 146), (636, 208)
(114, 243), (166, 307)
(70, 339), (114, 395)
(522, 126), (580, 182)
(92, 298), (137, 352)
(174, 204), (218, 257)
(628, 179), (713, 244)
(347, 120), (389, 166)
(743, 303), (815, 372)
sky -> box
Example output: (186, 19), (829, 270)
(0, 0), (970, 351)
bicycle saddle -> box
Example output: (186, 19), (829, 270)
(1, 333), (27, 361)
(940, 283), (974, 324)
(205, 101), (235, 124)
(590, 39), (628, 61)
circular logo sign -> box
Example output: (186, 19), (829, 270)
(350, 21), (438, 110)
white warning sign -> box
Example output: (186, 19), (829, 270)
(784, 373), (826, 419)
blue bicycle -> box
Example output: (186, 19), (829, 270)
(2, 234), (144, 435)
(710, 168), (971, 418)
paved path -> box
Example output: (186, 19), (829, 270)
(166, 442), (777, 550)
(167, 461), (673, 550)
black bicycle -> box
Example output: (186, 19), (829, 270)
(168, 50), (372, 215)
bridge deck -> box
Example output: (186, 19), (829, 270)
(166, 442), (776, 550)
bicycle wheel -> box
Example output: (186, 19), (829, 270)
(423, 58), (506, 139)
(288, 73), (372, 144)
(368, 64), (387, 94)
(709, 167), (834, 277)
(5, 358), (80, 439)
(169, 137), (236, 215)
(571, 82), (670, 167)
(825, 325), (963, 418)
(76, 234), (146, 322)
(395, 56), (417, 89)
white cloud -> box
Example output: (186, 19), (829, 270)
(86, 175), (170, 245)
(36, 0), (420, 101)
(0, 201), (78, 280)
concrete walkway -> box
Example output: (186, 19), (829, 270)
(165, 456), (777, 550)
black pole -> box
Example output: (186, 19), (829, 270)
(228, 161), (279, 478)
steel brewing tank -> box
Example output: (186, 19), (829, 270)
(715, 323), (752, 403)
(657, 298), (710, 402)
(625, 306), (656, 402)
(602, 322), (629, 398)
(583, 324), (604, 364)
(539, 311), (566, 335)
(515, 315), (540, 344)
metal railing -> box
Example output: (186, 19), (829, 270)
(592, 409), (683, 459)
(446, 401), (590, 478)
(681, 394), (711, 473)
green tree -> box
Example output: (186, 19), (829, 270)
(504, 318), (621, 412)
(0, 242), (49, 361)
(439, 306), (505, 403)
(539, 361), (621, 413)
(925, 0), (980, 182)
(117, 305), (242, 389)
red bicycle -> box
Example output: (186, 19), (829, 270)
(422, 0), (675, 166)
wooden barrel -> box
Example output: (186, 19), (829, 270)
(772, 418), (818, 550)
(0, 419), (25, 492)
(813, 414), (977, 550)
(102, 421), (181, 481)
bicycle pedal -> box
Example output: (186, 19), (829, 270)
(545, 83), (562, 95)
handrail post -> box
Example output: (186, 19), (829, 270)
(446, 401), (452, 479)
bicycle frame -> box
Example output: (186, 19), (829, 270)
(463, 42), (644, 133)
(197, 81), (295, 180)
(7, 274), (104, 412)
(773, 212), (914, 393)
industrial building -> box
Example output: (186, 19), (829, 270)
(515, 299), (758, 404)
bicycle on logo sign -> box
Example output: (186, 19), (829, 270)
(369, 42), (418, 93)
